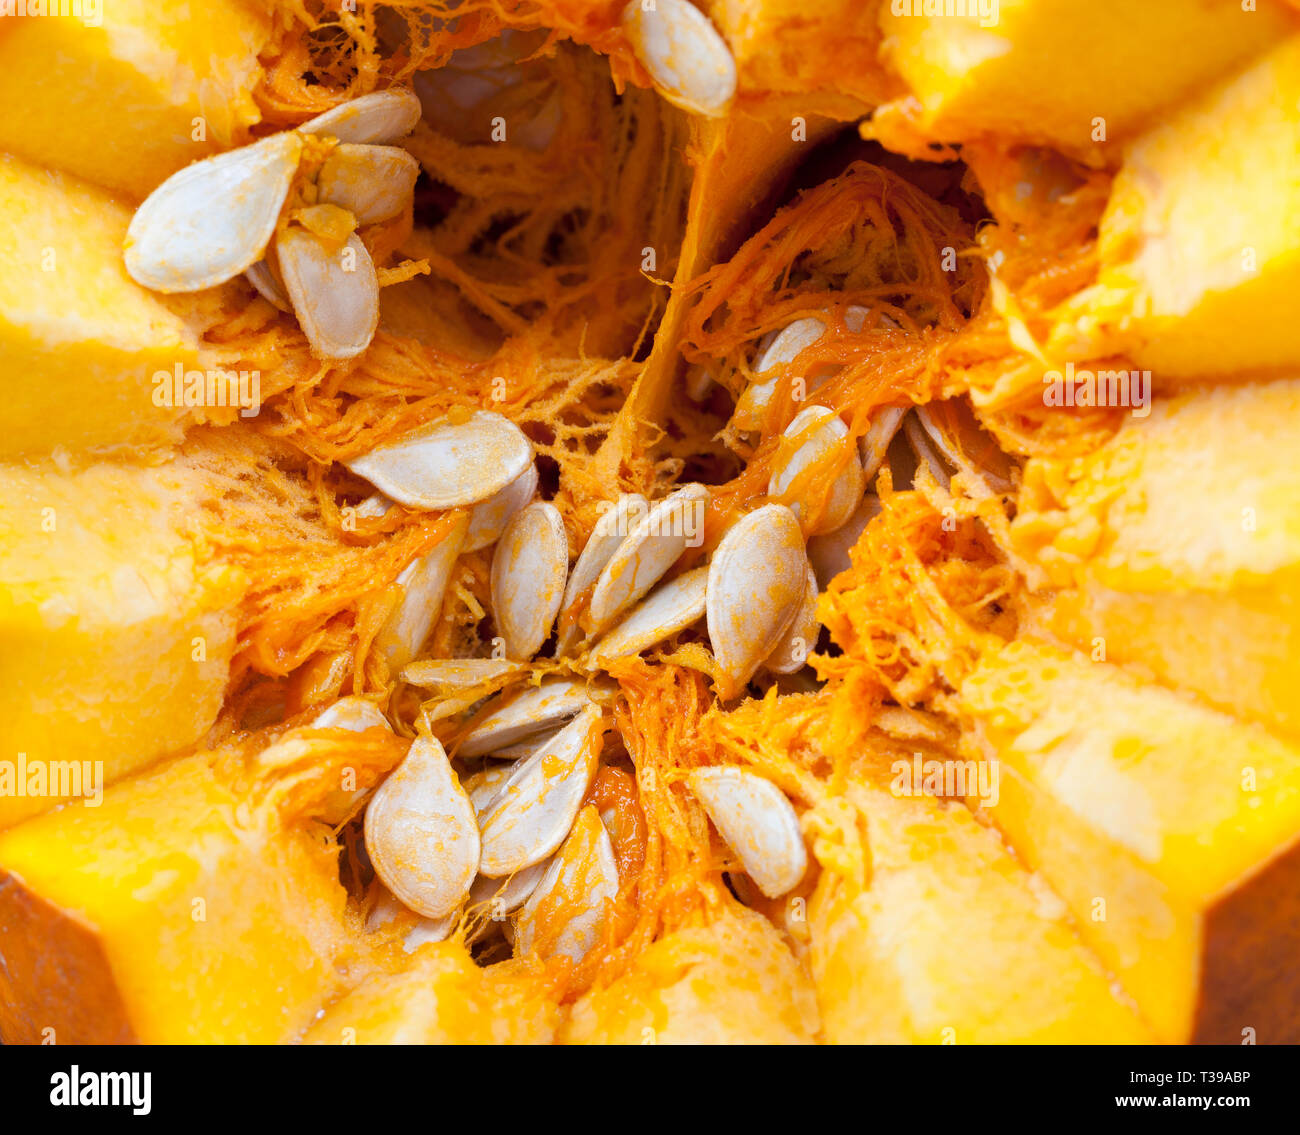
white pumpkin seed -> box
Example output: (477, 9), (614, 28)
(125, 132), (303, 293)
(299, 89), (423, 144)
(468, 858), (550, 916)
(688, 766), (806, 898)
(767, 406), (865, 536)
(621, 0), (737, 117)
(463, 763), (518, 817)
(513, 805), (618, 962)
(763, 565), (819, 675)
(490, 729), (562, 761)
(364, 735), (480, 919)
(366, 886), (459, 951)
(245, 259), (291, 311)
(806, 492), (881, 590)
(490, 502), (569, 660)
(859, 406), (907, 482)
(401, 657), (520, 691)
(732, 316), (826, 431)
(315, 143), (421, 225)
(277, 228), (380, 359)
(375, 518), (467, 671)
(457, 677), (596, 758)
(588, 565), (708, 665)
(706, 503), (807, 696)
(555, 493), (648, 656)
(478, 705), (605, 877)
(464, 463), (538, 552)
(586, 483), (709, 638)
(903, 410), (952, 491)
(915, 401), (1015, 493)
(312, 696), (389, 733)
(345, 411), (533, 511)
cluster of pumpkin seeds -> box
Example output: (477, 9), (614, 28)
(121, 0), (1014, 965)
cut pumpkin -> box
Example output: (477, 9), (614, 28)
(874, 0), (1293, 157)
(0, 455), (245, 830)
(1014, 377), (1300, 739)
(0, 152), (202, 458)
(1057, 33), (1300, 376)
(809, 775), (1152, 1043)
(959, 641), (1300, 1044)
(0, 734), (405, 1044)
(0, 0), (269, 199)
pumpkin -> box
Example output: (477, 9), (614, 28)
(1, 0), (1298, 1046)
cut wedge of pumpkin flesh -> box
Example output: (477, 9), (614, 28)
(0, 0), (270, 199)
(561, 905), (820, 1044)
(873, 0), (1294, 158)
(0, 152), (203, 458)
(0, 0), (1296, 1046)
(0, 741), (406, 1044)
(1013, 377), (1300, 739)
(302, 947), (560, 1045)
(1057, 33), (1300, 377)
(808, 775), (1152, 1044)
(0, 456), (245, 829)
(958, 641), (1300, 1045)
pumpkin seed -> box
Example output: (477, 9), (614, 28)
(366, 886), (458, 951)
(556, 493), (648, 656)
(806, 492), (882, 590)
(345, 411), (533, 511)
(401, 657), (521, 691)
(464, 463), (538, 552)
(299, 89), (423, 145)
(732, 316), (826, 431)
(491, 729), (563, 761)
(490, 502), (569, 660)
(859, 406), (907, 482)
(245, 259), (291, 311)
(364, 735), (480, 919)
(312, 696), (390, 733)
(376, 517), (467, 671)
(457, 677), (596, 758)
(915, 400), (1016, 493)
(513, 805), (618, 962)
(621, 0), (737, 118)
(315, 143), (421, 226)
(478, 705), (605, 877)
(588, 565), (708, 665)
(463, 763), (518, 817)
(706, 504), (807, 696)
(768, 406), (865, 536)
(903, 410), (952, 491)
(468, 858), (550, 916)
(763, 565), (819, 675)
(277, 228), (380, 359)
(587, 484), (710, 638)
(125, 132), (303, 293)
(688, 766), (807, 898)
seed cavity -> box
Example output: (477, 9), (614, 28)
(688, 766), (807, 898)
